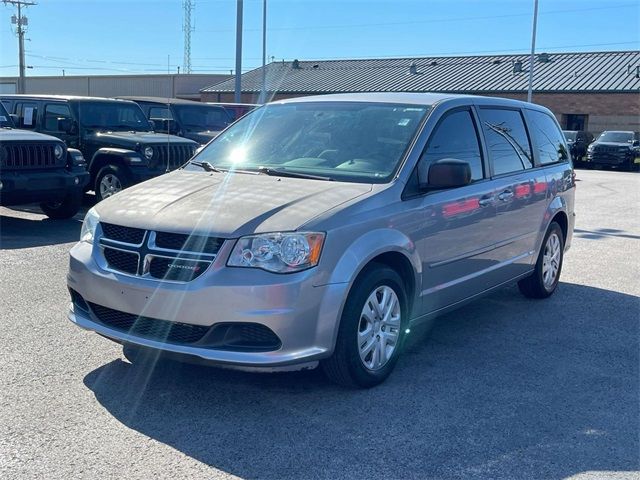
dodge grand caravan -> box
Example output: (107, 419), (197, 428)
(67, 93), (575, 387)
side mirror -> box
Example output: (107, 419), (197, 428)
(9, 113), (18, 125)
(419, 159), (472, 190)
(632, 140), (639, 147)
(148, 119), (156, 131)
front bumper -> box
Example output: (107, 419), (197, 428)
(67, 241), (349, 367)
(0, 168), (89, 206)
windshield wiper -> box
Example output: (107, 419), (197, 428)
(190, 161), (228, 173)
(256, 166), (333, 181)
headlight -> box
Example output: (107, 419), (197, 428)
(80, 208), (100, 244)
(227, 232), (325, 273)
(54, 144), (64, 159)
(587, 145), (594, 152)
(143, 146), (154, 159)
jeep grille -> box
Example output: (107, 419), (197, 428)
(152, 144), (195, 170)
(1, 142), (65, 169)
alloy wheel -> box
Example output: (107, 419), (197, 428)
(99, 173), (122, 199)
(542, 232), (561, 289)
(357, 285), (401, 371)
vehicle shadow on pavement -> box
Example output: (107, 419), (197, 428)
(83, 283), (639, 480)
(0, 213), (84, 249)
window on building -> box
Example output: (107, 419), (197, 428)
(420, 109), (484, 182)
(479, 108), (533, 176)
(564, 114), (588, 131)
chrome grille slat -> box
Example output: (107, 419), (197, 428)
(98, 223), (222, 283)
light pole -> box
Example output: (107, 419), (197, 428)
(234, 0), (243, 103)
(260, 0), (267, 104)
(526, 0), (539, 103)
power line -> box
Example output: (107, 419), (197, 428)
(198, 3), (639, 33)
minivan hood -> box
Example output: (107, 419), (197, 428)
(87, 131), (196, 147)
(95, 170), (372, 237)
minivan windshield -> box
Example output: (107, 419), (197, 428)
(597, 131), (634, 143)
(78, 101), (151, 131)
(186, 102), (429, 183)
(174, 105), (231, 131)
(0, 102), (13, 128)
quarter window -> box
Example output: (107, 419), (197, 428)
(479, 108), (533, 175)
(420, 109), (484, 181)
(527, 110), (569, 165)
(44, 104), (72, 132)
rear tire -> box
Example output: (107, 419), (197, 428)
(40, 191), (82, 219)
(518, 222), (564, 299)
(95, 165), (130, 202)
(321, 264), (409, 388)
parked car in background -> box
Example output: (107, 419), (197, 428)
(119, 96), (232, 145)
(67, 93), (575, 388)
(585, 130), (640, 171)
(0, 95), (198, 201)
(0, 101), (88, 219)
(562, 130), (593, 166)
(205, 102), (258, 121)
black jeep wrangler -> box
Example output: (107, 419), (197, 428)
(0, 95), (198, 201)
(119, 96), (232, 145)
(0, 102), (89, 219)
(585, 130), (640, 171)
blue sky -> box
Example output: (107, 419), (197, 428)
(1, 0), (638, 77)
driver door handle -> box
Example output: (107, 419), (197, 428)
(478, 195), (494, 207)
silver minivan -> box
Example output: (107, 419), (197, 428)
(67, 93), (575, 387)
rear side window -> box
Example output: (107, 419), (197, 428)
(527, 110), (569, 165)
(44, 103), (72, 132)
(149, 106), (173, 120)
(420, 109), (484, 181)
(479, 108), (533, 175)
(15, 102), (38, 129)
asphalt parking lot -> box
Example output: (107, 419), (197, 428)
(0, 169), (638, 480)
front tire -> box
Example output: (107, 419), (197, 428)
(95, 165), (130, 202)
(518, 222), (564, 299)
(39, 191), (83, 219)
(322, 264), (408, 388)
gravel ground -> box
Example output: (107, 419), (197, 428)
(0, 169), (638, 480)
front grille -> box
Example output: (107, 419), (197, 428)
(155, 231), (222, 254)
(148, 256), (210, 282)
(98, 223), (222, 282)
(101, 223), (145, 244)
(88, 302), (209, 344)
(1, 142), (64, 169)
(153, 144), (195, 170)
(103, 248), (139, 274)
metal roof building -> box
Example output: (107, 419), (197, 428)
(201, 50), (640, 134)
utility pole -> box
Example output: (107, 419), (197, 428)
(3, 0), (36, 94)
(183, 0), (194, 74)
(234, 0), (243, 103)
(526, 0), (539, 103)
